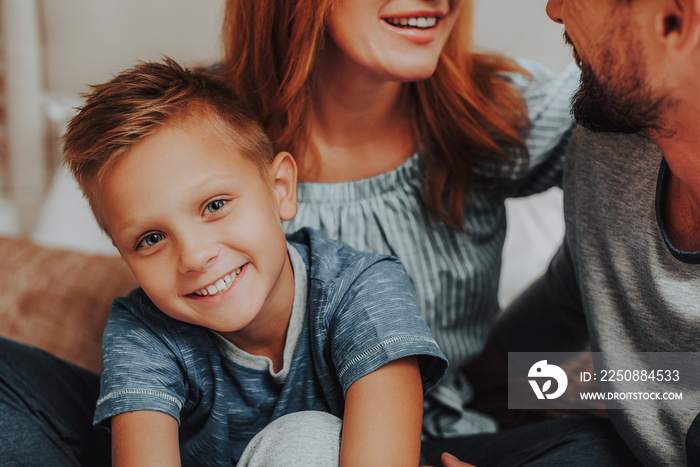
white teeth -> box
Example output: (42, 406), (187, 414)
(386, 16), (437, 29)
(193, 267), (242, 297)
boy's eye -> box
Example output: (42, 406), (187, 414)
(138, 233), (165, 249)
(205, 199), (226, 214)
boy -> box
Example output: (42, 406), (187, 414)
(62, 58), (447, 466)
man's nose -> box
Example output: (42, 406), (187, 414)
(546, 0), (564, 24)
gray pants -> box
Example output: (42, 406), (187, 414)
(239, 411), (342, 467)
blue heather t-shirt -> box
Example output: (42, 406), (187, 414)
(94, 228), (447, 465)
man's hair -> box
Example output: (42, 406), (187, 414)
(63, 57), (274, 233)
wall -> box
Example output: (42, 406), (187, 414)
(42, 0), (224, 95)
(474, 0), (570, 72)
(0, 0), (6, 195)
(40, 0), (569, 95)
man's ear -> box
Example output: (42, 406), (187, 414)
(657, 0), (700, 56)
(269, 151), (298, 221)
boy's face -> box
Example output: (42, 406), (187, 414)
(101, 117), (298, 342)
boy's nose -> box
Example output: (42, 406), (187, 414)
(178, 238), (220, 273)
(546, 0), (564, 24)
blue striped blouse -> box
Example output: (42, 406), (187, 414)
(282, 59), (579, 437)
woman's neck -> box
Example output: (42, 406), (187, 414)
(298, 46), (416, 182)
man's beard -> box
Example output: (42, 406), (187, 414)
(565, 31), (670, 136)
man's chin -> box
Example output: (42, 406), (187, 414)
(572, 66), (666, 135)
(572, 101), (640, 134)
(571, 86), (635, 134)
(573, 90), (669, 136)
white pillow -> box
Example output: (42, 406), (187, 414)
(499, 188), (564, 308)
(31, 165), (117, 255)
(0, 196), (19, 236)
(31, 93), (118, 255)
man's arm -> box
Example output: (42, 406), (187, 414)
(463, 241), (588, 393)
(340, 356), (423, 467)
(112, 411), (180, 467)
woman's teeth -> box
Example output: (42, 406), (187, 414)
(194, 267), (242, 296)
(385, 16), (438, 29)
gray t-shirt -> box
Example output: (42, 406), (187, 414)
(500, 128), (700, 466)
(95, 228), (447, 465)
(563, 129), (700, 467)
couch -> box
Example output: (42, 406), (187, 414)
(0, 235), (137, 373)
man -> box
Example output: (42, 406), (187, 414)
(429, 1), (700, 464)
(491, 1), (700, 466)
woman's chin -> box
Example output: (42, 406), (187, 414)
(385, 66), (439, 83)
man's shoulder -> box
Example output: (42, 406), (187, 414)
(569, 127), (659, 161)
(565, 128), (662, 197)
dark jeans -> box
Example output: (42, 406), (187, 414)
(421, 416), (642, 466)
(0, 336), (641, 466)
(0, 337), (110, 466)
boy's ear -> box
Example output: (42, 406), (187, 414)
(270, 151), (298, 221)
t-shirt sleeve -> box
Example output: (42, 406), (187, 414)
(94, 291), (188, 427)
(325, 257), (448, 395)
(505, 59), (580, 197)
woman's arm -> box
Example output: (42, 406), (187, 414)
(340, 356), (423, 467)
(112, 410), (181, 467)
(506, 60), (579, 197)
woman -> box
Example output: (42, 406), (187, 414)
(225, 0), (565, 438)
(224, 0), (640, 465)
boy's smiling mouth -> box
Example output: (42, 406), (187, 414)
(192, 265), (244, 297)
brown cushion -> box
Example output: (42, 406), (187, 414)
(0, 236), (137, 373)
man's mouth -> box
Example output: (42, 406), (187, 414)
(384, 16), (439, 29)
(563, 31), (583, 67)
(193, 266), (243, 297)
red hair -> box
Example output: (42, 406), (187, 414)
(223, 0), (528, 229)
